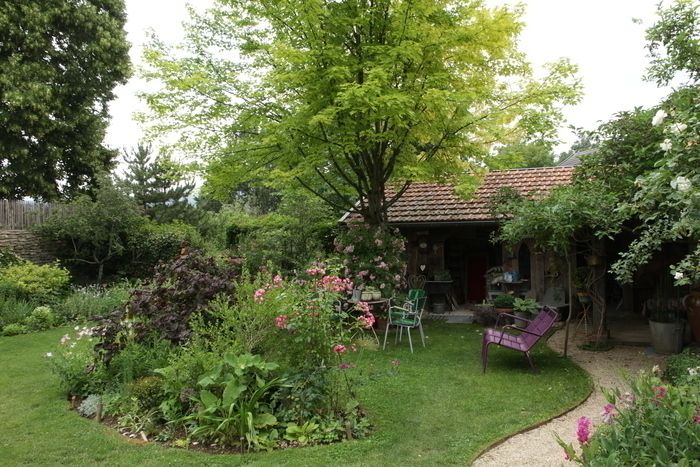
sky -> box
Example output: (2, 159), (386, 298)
(105, 0), (674, 155)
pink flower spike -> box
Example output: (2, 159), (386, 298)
(601, 403), (616, 423)
(576, 416), (591, 444)
(333, 344), (347, 353)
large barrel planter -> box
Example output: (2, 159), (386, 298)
(649, 320), (684, 354)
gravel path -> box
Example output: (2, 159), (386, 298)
(472, 328), (666, 467)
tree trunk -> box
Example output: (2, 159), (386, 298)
(97, 262), (105, 284)
(563, 251), (573, 357)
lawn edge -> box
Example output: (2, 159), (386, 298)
(467, 356), (594, 465)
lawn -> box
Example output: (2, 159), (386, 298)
(0, 322), (591, 466)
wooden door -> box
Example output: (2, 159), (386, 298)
(466, 255), (488, 302)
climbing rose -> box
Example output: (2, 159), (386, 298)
(652, 109), (667, 126)
(358, 312), (375, 329)
(576, 416), (591, 444)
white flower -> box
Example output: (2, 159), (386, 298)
(670, 122), (688, 134)
(674, 271), (685, 280)
(660, 139), (673, 151)
(671, 176), (692, 192)
(44, 352), (53, 358)
(652, 109), (667, 126)
(652, 364), (660, 375)
(689, 368), (698, 377)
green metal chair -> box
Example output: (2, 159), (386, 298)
(383, 289), (427, 353)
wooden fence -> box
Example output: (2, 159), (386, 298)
(0, 199), (59, 229)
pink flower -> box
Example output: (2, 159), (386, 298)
(355, 301), (371, 313)
(374, 239), (383, 247)
(272, 274), (283, 285)
(333, 344), (347, 353)
(358, 270), (369, 277)
(369, 274), (376, 281)
(601, 403), (616, 423)
(378, 261), (388, 270)
(394, 274), (402, 282)
(254, 288), (266, 303)
(379, 283), (385, 289)
(576, 416), (591, 444)
(343, 245), (355, 254)
(654, 386), (667, 399)
(693, 408), (700, 424)
(358, 312), (375, 328)
(306, 266), (326, 276)
(275, 314), (288, 329)
(338, 362), (355, 370)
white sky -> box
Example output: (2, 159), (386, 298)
(105, 0), (673, 154)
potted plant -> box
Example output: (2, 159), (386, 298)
(512, 297), (539, 328)
(492, 294), (515, 314)
(647, 298), (684, 354)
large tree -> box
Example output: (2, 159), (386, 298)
(142, 0), (580, 225)
(118, 143), (198, 224)
(0, 0), (130, 200)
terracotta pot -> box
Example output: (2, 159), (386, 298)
(683, 290), (700, 342)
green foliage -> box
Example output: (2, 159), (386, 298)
(142, 0), (580, 225)
(1, 323), (28, 336)
(38, 177), (144, 283)
(486, 140), (556, 170)
(94, 247), (237, 362)
(0, 296), (35, 330)
(24, 306), (57, 332)
(0, 0), (130, 200)
(0, 247), (23, 268)
(118, 142), (198, 224)
(492, 294), (515, 308)
(183, 353), (286, 451)
(333, 223), (406, 296)
(46, 326), (107, 397)
(513, 298), (539, 316)
(54, 283), (132, 323)
(665, 348), (700, 385)
(646, 0), (700, 86)
(106, 340), (172, 388)
(127, 376), (165, 411)
(125, 220), (203, 275)
(77, 394), (102, 418)
(558, 371), (700, 465)
(0, 262), (70, 302)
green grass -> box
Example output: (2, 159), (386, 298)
(0, 322), (591, 466)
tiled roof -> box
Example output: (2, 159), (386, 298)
(346, 166), (574, 224)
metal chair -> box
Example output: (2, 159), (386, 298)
(481, 306), (559, 372)
(383, 289), (427, 353)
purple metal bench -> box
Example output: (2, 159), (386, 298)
(481, 306), (559, 373)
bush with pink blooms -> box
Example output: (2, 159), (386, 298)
(556, 371), (700, 464)
(333, 222), (406, 296)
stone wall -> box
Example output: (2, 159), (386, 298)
(0, 229), (57, 264)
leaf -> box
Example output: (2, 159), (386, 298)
(222, 380), (246, 406)
(198, 390), (220, 410)
(254, 412), (277, 428)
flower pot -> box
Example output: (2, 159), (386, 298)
(371, 291), (382, 301)
(433, 301), (446, 314)
(514, 311), (529, 328)
(361, 291), (373, 301)
(649, 320), (684, 354)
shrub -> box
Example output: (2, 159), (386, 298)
(333, 222), (406, 296)
(665, 348), (700, 385)
(0, 262), (70, 302)
(127, 376), (165, 410)
(124, 220), (203, 276)
(94, 247), (238, 362)
(1, 323), (28, 336)
(557, 371), (700, 464)
(493, 294), (516, 308)
(106, 339), (172, 387)
(0, 296), (35, 329)
(78, 394), (102, 418)
(24, 306), (56, 331)
(0, 247), (24, 268)
(47, 326), (107, 397)
(182, 353), (286, 451)
(54, 283), (132, 323)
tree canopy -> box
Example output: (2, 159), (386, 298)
(0, 0), (130, 200)
(141, 0), (581, 225)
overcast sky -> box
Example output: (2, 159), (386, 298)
(105, 0), (673, 154)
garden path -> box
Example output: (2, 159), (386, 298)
(472, 328), (666, 467)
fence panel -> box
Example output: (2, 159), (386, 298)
(0, 199), (58, 229)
